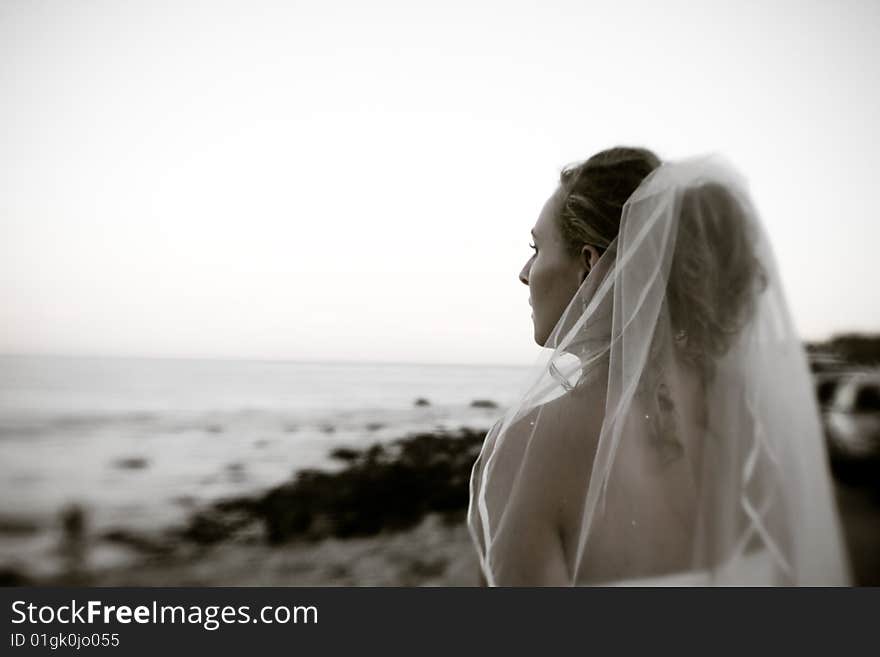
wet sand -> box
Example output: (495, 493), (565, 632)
(86, 514), (480, 587)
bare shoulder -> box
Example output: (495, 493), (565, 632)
(479, 365), (608, 583)
(536, 366), (606, 462)
(494, 367), (607, 515)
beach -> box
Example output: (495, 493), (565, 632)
(1, 354), (878, 587)
(0, 355), (520, 586)
(1, 426), (488, 587)
(67, 514), (480, 587)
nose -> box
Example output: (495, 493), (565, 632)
(519, 258), (530, 286)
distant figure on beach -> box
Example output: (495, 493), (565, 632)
(468, 148), (851, 586)
(59, 503), (88, 583)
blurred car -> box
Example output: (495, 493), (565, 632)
(825, 370), (880, 471)
(815, 371), (846, 413)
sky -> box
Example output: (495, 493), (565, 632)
(1, 0), (878, 365)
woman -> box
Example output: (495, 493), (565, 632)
(467, 148), (851, 586)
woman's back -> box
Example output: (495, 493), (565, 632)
(469, 355), (711, 585)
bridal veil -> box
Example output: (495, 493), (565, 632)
(468, 155), (851, 586)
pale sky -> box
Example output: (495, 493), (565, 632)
(1, 0), (878, 365)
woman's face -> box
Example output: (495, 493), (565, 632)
(519, 187), (592, 346)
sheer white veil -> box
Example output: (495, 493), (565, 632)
(467, 155), (851, 586)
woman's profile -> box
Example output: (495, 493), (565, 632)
(467, 148), (851, 586)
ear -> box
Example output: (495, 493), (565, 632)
(579, 244), (600, 284)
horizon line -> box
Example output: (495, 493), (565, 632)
(0, 350), (535, 370)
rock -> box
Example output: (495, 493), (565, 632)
(113, 457), (149, 470)
(101, 529), (175, 556)
(225, 462), (246, 482)
(0, 568), (31, 586)
(470, 399), (498, 409)
(175, 428), (489, 550)
(172, 495), (198, 508)
(408, 557), (448, 578)
(0, 515), (40, 535)
(255, 428), (486, 544)
(179, 499), (259, 546)
(329, 447), (360, 462)
(414, 398), (431, 407)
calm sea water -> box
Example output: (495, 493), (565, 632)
(0, 354), (530, 575)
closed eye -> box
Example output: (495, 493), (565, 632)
(529, 242), (537, 252)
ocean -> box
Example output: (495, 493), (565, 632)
(0, 354), (529, 578)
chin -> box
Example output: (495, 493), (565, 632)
(533, 325), (549, 347)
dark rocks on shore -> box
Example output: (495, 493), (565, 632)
(260, 428), (486, 543)
(102, 529), (176, 557)
(180, 427), (487, 547)
(414, 398), (431, 407)
(470, 399), (498, 409)
(179, 498), (260, 546)
(0, 568), (31, 586)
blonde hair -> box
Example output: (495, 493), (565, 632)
(557, 146), (661, 254)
